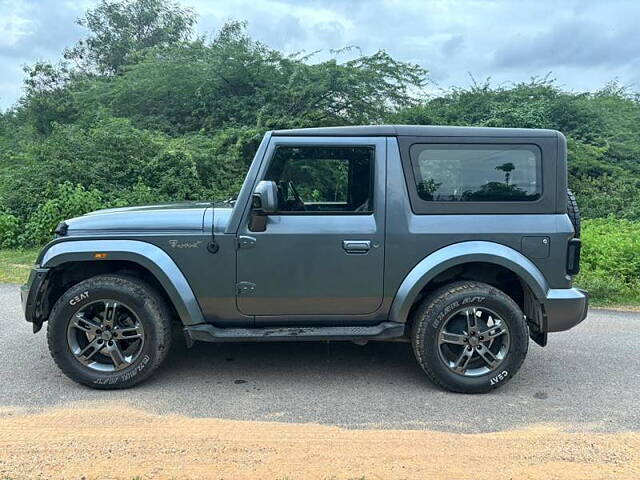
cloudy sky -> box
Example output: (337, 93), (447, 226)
(0, 0), (638, 110)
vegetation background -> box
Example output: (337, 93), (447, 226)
(0, 0), (638, 305)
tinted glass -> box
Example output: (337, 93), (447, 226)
(410, 144), (541, 202)
(265, 146), (374, 213)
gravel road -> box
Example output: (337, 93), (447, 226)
(0, 283), (638, 433)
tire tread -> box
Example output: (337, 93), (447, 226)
(567, 189), (581, 238)
(47, 274), (172, 389)
(411, 281), (528, 393)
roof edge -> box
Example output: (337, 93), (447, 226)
(272, 125), (558, 138)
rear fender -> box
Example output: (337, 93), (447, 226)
(389, 241), (549, 324)
(40, 240), (204, 325)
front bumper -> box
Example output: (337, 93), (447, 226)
(542, 287), (589, 332)
(21, 267), (50, 333)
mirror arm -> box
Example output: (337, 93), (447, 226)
(249, 210), (267, 232)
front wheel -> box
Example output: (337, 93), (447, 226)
(47, 275), (173, 389)
(411, 281), (529, 393)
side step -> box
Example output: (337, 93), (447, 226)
(183, 321), (405, 346)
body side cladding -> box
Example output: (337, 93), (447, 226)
(389, 241), (549, 325)
(183, 321), (404, 345)
(40, 239), (204, 325)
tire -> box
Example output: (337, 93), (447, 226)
(47, 275), (172, 389)
(411, 281), (529, 394)
(567, 189), (580, 238)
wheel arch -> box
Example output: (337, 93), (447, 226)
(390, 241), (549, 326)
(39, 240), (204, 326)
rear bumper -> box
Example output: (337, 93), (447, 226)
(21, 267), (50, 333)
(542, 287), (588, 332)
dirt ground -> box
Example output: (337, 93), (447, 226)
(0, 403), (638, 480)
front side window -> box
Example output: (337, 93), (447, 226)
(410, 144), (541, 202)
(264, 145), (374, 213)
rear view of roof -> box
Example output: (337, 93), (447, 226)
(272, 125), (558, 138)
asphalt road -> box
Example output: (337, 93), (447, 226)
(0, 283), (638, 433)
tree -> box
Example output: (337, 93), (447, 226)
(65, 0), (196, 75)
(93, 21), (427, 133)
(1, 1), (640, 248)
(496, 162), (515, 185)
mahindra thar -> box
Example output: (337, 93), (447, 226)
(22, 125), (587, 393)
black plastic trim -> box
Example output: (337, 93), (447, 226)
(567, 238), (581, 275)
(54, 221), (68, 237)
(21, 267), (50, 333)
(183, 321), (404, 344)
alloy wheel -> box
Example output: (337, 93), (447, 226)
(66, 300), (145, 372)
(437, 306), (510, 377)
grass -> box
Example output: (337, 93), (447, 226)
(575, 285), (640, 309)
(574, 218), (640, 308)
(0, 248), (39, 284)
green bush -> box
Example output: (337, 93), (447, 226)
(0, 2), (638, 307)
(0, 212), (20, 248)
(570, 175), (640, 220)
(20, 183), (106, 247)
(109, 180), (166, 207)
(575, 218), (640, 305)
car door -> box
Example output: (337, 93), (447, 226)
(236, 136), (386, 321)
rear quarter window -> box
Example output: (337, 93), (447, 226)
(410, 144), (542, 202)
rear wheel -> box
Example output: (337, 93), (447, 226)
(47, 275), (172, 389)
(411, 281), (529, 393)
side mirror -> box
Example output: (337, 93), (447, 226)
(252, 180), (279, 214)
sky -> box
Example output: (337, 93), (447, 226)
(0, 0), (639, 110)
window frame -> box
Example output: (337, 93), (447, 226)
(262, 144), (376, 216)
(398, 136), (557, 215)
(410, 143), (543, 203)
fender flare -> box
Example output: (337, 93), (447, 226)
(389, 241), (549, 324)
(41, 239), (204, 325)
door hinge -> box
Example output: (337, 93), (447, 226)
(236, 281), (256, 296)
(237, 235), (256, 249)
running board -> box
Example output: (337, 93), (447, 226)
(183, 322), (405, 347)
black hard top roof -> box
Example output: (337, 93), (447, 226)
(272, 125), (558, 138)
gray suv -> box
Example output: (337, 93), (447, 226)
(22, 126), (588, 393)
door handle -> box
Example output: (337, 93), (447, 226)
(342, 240), (371, 254)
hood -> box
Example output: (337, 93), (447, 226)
(64, 202), (211, 234)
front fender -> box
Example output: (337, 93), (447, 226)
(389, 241), (549, 324)
(40, 240), (204, 325)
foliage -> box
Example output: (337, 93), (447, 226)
(575, 218), (640, 306)
(0, 0), (639, 254)
(19, 183), (105, 247)
(571, 175), (640, 220)
(73, 21), (426, 134)
(65, 0), (196, 75)
(0, 0), (428, 245)
(389, 78), (640, 213)
(0, 213), (20, 248)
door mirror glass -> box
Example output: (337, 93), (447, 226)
(252, 180), (279, 214)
